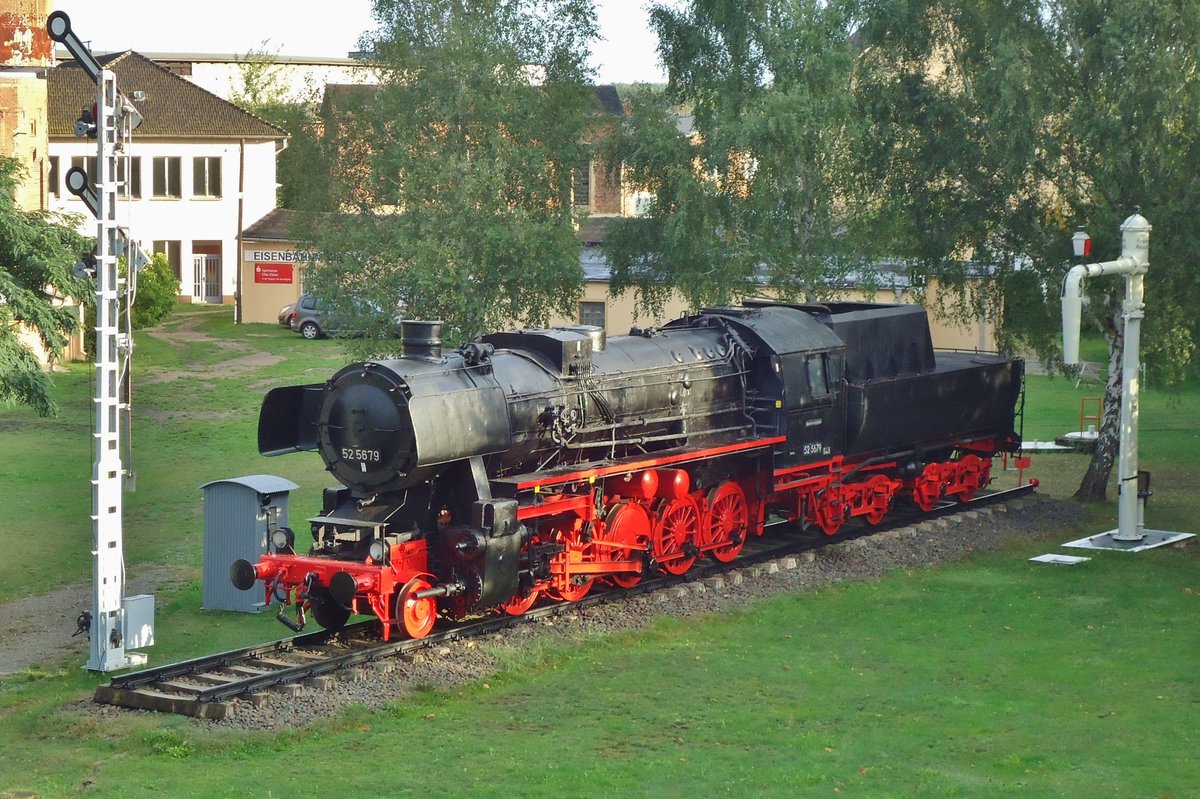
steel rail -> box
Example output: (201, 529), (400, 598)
(95, 484), (1035, 718)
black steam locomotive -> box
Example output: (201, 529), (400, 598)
(232, 301), (1026, 639)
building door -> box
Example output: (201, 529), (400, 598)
(192, 255), (222, 303)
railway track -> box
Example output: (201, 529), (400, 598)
(95, 484), (1035, 719)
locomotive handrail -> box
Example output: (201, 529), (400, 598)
(498, 434), (788, 491)
(558, 423), (755, 450)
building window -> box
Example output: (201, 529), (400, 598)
(117, 157), (141, 198)
(573, 157), (591, 207)
(48, 156), (59, 198)
(192, 156), (222, 198)
(579, 301), (605, 329)
(64, 157), (140, 198)
(152, 240), (182, 281)
(70, 155), (98, 187)
(152, 156), (181, 198)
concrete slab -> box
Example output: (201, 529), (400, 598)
(1029, 553), (1091, 565)
(1063, 530), (1195, 552)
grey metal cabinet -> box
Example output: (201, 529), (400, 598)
(201, 475), (299, 612)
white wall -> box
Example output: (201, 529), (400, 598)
(183, 60), (379, 103)
(49, 137), (279, 302)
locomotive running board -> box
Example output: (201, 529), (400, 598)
(495, 435), (785, 493)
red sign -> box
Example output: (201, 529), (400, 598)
(254, 263), (294, 284)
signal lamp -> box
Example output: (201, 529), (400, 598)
(1071, 227), (1091, 259)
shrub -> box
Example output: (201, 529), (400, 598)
(131, 252), (180, 329)
(83, 253), (180, 356)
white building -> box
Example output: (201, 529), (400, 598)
(133, 52), (379, 104)
(47, 51), (286, 304)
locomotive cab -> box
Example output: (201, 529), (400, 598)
(668, 305), (848, 469)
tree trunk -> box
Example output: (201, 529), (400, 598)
(1074, 313), (1123, 501)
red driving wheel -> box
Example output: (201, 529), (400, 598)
(605, 501), (651, 588)
(653, 496), (701, 575)
(705, 482), (749, 562)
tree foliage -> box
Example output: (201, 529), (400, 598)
(307, 0), (600, 348)
(82, 253), (181, 358)
(0, 158), (90, 417)
(611, 0), (1199, 501)
(602, 0), (880, 317)
(853, 0), (1200, 499)
(231, 47), (334, 212)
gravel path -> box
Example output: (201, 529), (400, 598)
(0, 565), (187, 679)
(64, 494), (1087, 730)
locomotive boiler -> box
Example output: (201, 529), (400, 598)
(232, 301), (1026, 639)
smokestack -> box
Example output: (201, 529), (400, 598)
(401, 320), (443, 359)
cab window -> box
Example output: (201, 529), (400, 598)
(807, 354), (829, 398)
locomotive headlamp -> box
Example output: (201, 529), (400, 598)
(369, 539), (389, 563)
(271, 527), (295, 552)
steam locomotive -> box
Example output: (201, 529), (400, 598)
(231, 301), (1026, 639)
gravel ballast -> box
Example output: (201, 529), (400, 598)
(64, 494), (1090, 731)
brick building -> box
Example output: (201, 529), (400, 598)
(0, 0), (52, 211)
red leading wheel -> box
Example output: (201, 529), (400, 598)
(653, 496), (701, 575)
(604, 502), (651, 588)
(705, 482), (749, 563)
(501, 587), (539, 616)
(394, 577), (437, 640)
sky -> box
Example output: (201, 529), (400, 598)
(50, 0), (669, 84)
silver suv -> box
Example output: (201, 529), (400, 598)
(289, 293), (402, 340)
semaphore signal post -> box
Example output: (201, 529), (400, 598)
(47, 11), (155, 672)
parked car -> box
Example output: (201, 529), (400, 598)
(289, 293), (403, 340)
(277, 302), (296, 327)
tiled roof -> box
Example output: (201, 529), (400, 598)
(48, 51), (287, 139)
(577, 215), (614, 245)
(243, 208), (331, 240)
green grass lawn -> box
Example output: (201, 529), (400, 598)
(1, 314), (1197, 797)
(1, 535), (1196, 797)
